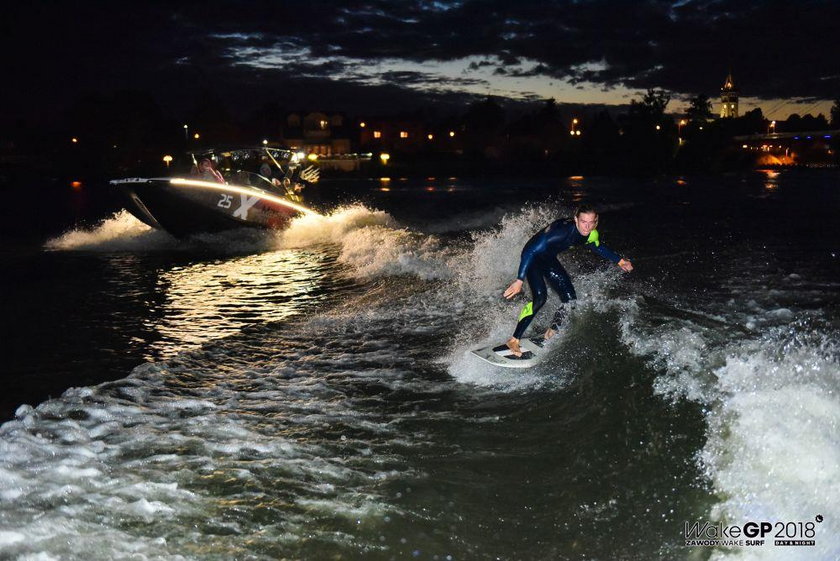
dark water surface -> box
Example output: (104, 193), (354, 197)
(1, 170), (838, 560)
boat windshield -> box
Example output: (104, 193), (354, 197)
(221, 169), (276, 191)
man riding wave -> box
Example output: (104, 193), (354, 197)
(502, 204), (634, 356)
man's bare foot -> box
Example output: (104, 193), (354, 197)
(506, 337), (522, 357)
(544, 327), (556, 341)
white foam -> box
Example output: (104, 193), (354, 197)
(461, 205), (559, 296)
(0, 356), (405, 559)
(44, 210), (173, 251)
(620, 289), (840, 559)
(42, 203), (472, 285)
(124, 498), (176, 519)
(702, 341), (840, 560)
(44, 204), (398, 255)
(0, 531), (25, 547)
(281, 204), (458, 280)
(277, 204), (395, 248)
(337, 226), (454, 280)
(622, 311), (715, 404)
(16, 553), (61, 561)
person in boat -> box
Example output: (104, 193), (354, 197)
(258, 155), (294, 192)
(501, 204), (634, 356)
(192, 158), (226, 184)
(258, 156), (274, 180)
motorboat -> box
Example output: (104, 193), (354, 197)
(110, 147), (321, 238)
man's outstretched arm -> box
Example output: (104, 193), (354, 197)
(588, 242), (633, 272)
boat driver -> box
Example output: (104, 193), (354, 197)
(194, 158), (226, 184)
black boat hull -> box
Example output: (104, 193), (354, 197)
(112, 178), (308, 238)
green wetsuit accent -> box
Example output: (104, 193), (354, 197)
(587, 229), (600, 247)
(519, 301), (534, 321)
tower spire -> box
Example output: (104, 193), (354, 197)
(720, 70), (739, 118)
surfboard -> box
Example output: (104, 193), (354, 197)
(470, 336), (547, 369)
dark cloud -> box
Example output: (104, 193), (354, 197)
(378, 71), (486, 87)
(468, 60), (497, 71)
(2, 0), (838, 125)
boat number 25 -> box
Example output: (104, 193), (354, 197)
(217, 194), (234, 209)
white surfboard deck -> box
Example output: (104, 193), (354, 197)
(470, 337), (548, 369)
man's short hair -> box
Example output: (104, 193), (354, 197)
(574, 204), (598, 217)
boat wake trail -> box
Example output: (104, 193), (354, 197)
(618, 263), (840, 560)
(44, 204), (403, 255)
(44, 210), (172, 251)
(12, 197), (839, 560)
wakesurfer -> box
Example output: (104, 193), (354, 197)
(502, 204), (634, 356)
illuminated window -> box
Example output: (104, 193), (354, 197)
(373, 131), (382, 139)
(319, 120), (328, 129)
(400, 131), (408, 138)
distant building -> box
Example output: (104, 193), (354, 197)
(720, 72), (739, 118)
(279, 112), (352, 156)
(359, 117), (430, 153)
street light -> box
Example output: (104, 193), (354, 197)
(570, 118), (579, 136)
(678, 119), (687, 145)
(769, 120), (777, 135)
(183, 124), (188, 140)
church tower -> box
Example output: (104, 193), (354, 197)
(720, 71), (739, 118)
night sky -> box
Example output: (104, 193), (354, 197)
(3, 0), (838, 124)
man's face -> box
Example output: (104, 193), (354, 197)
(574, 212), (598, 236)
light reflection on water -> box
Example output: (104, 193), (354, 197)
(127, 248), (349, 359)
(760, 168), (780, 191)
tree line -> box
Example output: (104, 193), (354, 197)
(4, 89), (839, 177)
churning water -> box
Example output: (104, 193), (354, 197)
(1, 172), (838, 560)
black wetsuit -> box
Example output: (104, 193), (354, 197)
(512, 219), (622, 339)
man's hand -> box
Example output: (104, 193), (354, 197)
(503, 279), (524, 299)
(617, 258), (634, 272)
